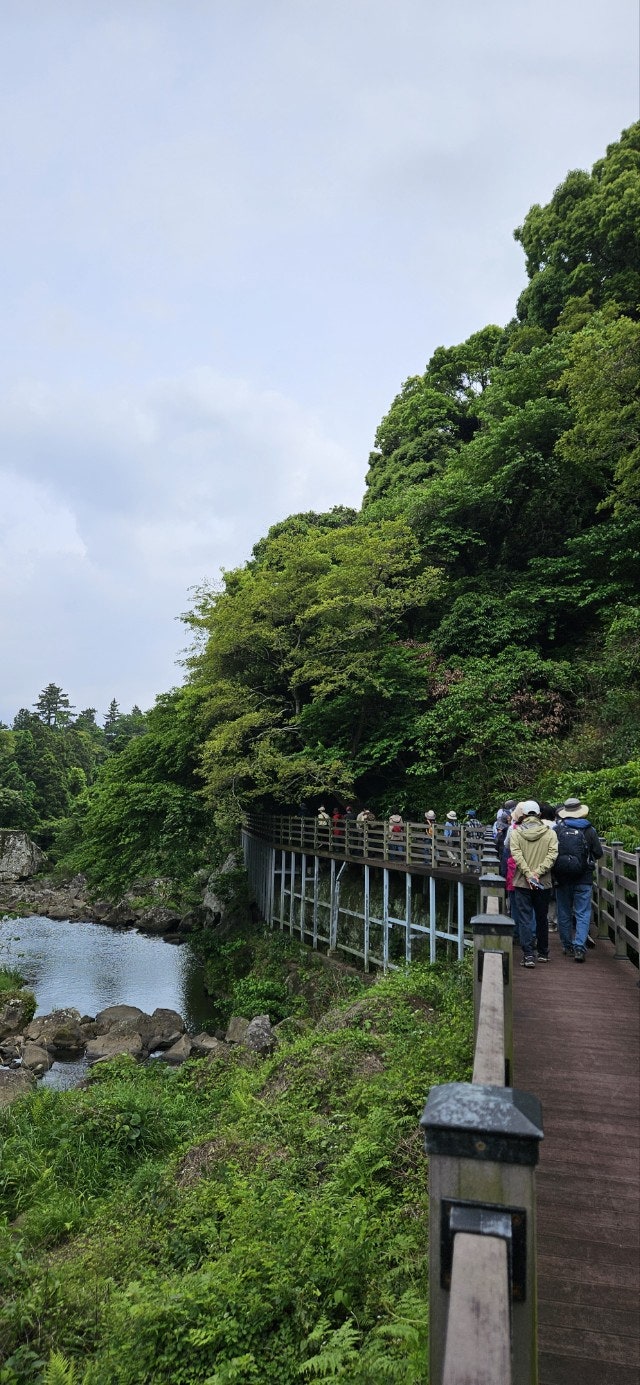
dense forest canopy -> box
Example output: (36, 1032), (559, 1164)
(7, 124), (639, 894)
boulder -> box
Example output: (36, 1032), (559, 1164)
(202, 852), (249, 933)
(0, 996), (34, 1039)
(0, 1036), (23, 1064)
(160, 1034), (193, 1065)
(136, 906), (181, 934)
(142, 1007), (185, 1050)
(85, 1033), (145, 1064)
(21, 1041), (53, 1074)
(191, 1032), (229, 1059)
(94, 1004), (147, 1035)
(245, 1015), (277, 1055)
(225, 1016), (250, 1045)
(0, 1068), (35, 1104)
(26, 1008), (86, 1054)
(0, 831), (46, 882)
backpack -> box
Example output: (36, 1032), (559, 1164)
(554, 823), (590, 880)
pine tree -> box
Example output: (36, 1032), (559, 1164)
(33, 684), (75, 727)
(103, 698), (120, 731)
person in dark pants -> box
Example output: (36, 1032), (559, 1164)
(510, 800), (559, 967)
(553, 797), (603, 962)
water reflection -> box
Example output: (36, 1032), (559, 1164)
(0, 915), (214, 1032)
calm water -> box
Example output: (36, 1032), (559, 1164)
(0, 915), (215, 1036)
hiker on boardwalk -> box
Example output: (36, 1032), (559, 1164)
(553, 797), (603, 963)
(388, 812), (405, 858)
(510, 799), (558, 967)
(317, 805), (331, 843)
(423, 809), (436, 865)
(355, 807), (375, 856)
(444, 810), (460, 865)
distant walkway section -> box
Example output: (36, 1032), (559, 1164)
(513, 937), (640, 1384)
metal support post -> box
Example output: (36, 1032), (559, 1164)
(300, 854), (306, 941)
(457, 881), (465, 959)
(383, 867), (390, 971)
(364, 864), (370, 972)
(312, 855), (319, 948)
(406, 872), (413, 963)
(279, 849), (286, 930)
(429, 876), (437, 963)
(289, 852), (296, 935)
(328, 857), (336, 954)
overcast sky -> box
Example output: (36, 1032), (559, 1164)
(1, 1), (638, 724)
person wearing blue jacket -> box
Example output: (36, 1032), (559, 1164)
(553, 797), (603, 962)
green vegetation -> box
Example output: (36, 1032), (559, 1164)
(0, 966), (36, 1025)
(44, 121), (639, 898)
(0, 946), (472, 1383)
(0, 690), (148, 857)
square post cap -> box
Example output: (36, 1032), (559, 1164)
(471, 912), (515, 938)
(421, 1083), (543, 1166)
(479, 874), (507, 887)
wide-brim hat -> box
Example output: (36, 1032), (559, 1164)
(389, 814), (403, 824)
(425, 810), (436, 819)
(446, 811), (458, 821)
(558, 799), (588, 818)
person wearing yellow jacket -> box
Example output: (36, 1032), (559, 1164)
(510, 800), (559, 967)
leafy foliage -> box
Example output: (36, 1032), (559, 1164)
(0, 950), (472, 1383)
(13, 122), (638, 892)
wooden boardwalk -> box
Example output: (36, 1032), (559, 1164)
(513, 936), (640, 1384)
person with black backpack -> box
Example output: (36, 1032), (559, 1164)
(553, 797), (603, 962)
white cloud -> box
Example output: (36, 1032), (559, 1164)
(0, 370), (362, 719)
(0, 471), (86, 581)
(0, 0), (636, 720)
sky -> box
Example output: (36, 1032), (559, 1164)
(0, 0), (638, 724)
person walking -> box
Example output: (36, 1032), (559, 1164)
(553, 797), (603, 962)
(509, 800), (558, 967)
(444, 810), (460, 865)
(423, 809), (436, 865)
(388, 813), (405, 859)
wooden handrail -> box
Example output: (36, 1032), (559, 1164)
(422, 909), (541, 1385)
(472, 951), (506, 1086)
(443, 1234), (512, 1385)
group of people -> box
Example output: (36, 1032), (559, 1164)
(495, 796), (603, 966)
(314, 804), (483, 865)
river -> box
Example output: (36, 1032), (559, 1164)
(0, 914), (216, 1088)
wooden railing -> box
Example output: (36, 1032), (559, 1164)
(244, 812), (500, 878)
(595, 841), (640, 965)
(421, 890), (542, 1384)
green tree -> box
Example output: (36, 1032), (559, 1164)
(186, 515), (441, 809)
(104, 699), (120, 731)
(33, 684), (75, 727)
(515, 122), (640, 331)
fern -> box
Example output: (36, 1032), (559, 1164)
(299, 1316), (361, 1380)
(43, 1353), (78, 1385)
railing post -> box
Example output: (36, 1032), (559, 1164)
(479, 873), (507, 916)
(611, 842), (626, 958)
(472, 913), (514, 1086)
(595, 845), (609, 939)
(421, 1083), (543, 1385)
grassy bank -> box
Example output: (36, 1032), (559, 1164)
(0, 938), (471, 1384)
